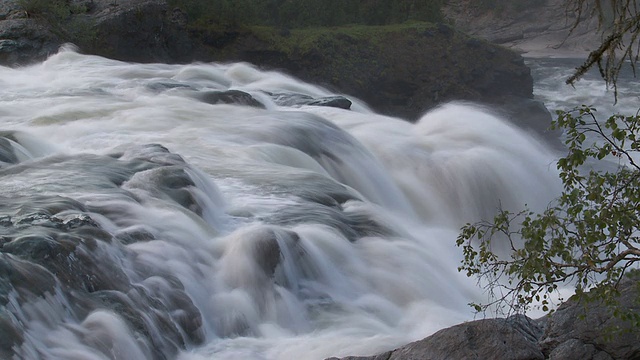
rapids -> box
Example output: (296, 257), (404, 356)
(0, 47), (562, 360)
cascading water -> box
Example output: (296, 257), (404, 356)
(0, 47), (562, 360)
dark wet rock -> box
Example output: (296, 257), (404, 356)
(0, 137), (19, 165)
(496, 96), (561, 148)
(265, 200), (392, 243)
(0, 254), (54, 355)
(0, 215), (11, 227)
(114, 228), (156, 245)
(0, 131), (37, 166)
(251, 228), (283, 276)
(0, 0), (23, 21)
(0, 18), (62, 65)
(202, 25), (534, 121)
(1, 226), (128, 293)
(268, 92), (316, 107)
(0, 144), (212, 357)
(82, 283), (204, 359)
(14, 212), (63, 228)
(196, 89), (265, 108)
(0, 253), (58, 305)
(118, 143), (186, 166)
(0, 313), (22, 359)
(145, 81), (195, 93)
(307, 96), (352, 110)
(58, 213), (100, 229)
(268, 92), (352, 110)
(125, 165), (202, 214)
(88, 0), (193, 63)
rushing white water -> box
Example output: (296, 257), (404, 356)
(0, 47), (562, 360)
(528, 57), (640, 169)
(528, 57), (640, 116)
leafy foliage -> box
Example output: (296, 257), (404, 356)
(457, 106), (640, 315)
(565, 0), (640, 99)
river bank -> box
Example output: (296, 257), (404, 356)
(0, 0), (548, 124)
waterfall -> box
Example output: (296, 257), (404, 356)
(0, 47), (561, 359)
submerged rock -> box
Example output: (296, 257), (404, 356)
(0, 144), (211, 358)
(307, 96), (352, 109)
(196, 89), (265, 108)
(268, 92), (353, 110)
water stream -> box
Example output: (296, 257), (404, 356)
(0, 48), (589, 360)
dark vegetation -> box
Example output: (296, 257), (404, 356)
(17, 0), (95, 44)
(476, 0), (548, 12)
(166, 0), (445, 29)
(16, 0), (448, 53)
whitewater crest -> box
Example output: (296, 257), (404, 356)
(0, 48), (560, 359)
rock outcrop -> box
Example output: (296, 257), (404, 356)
(192, 23), (535, 121)
(330, 275), (640, 360)
(87, 0), (193, 63)
(539, 277), (640, 360)
(0, 8), (61, 65)
(0, 0), (548, 125)
(329, 315), (545, 360)
(443, 0), (601, 57)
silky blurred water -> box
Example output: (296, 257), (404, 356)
(0, 47), (565, 360)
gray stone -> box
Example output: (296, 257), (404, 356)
(443, 0), (601, 57)
(548, 339), (597, 360)
(306, 96), (352, 110)
(331, 316), (544, 360)
(539, 276), (640, 360)
(196, 90), (265, 109)
(0, 18), (62, 65)
(268, 92), (352, 110)
(88, 0), (193, 63)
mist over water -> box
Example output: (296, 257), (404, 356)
(0, 48), (562, 359)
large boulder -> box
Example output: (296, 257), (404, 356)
(539, 275), (640, 360)
(331, 275), (640, 360)
(0, 16), (61, 65)
(86, 0), (193, 63)
(192, 23), (536, 121)
(328, 315), (545, 360)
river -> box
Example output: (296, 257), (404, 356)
(1, 48), (634, 360)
